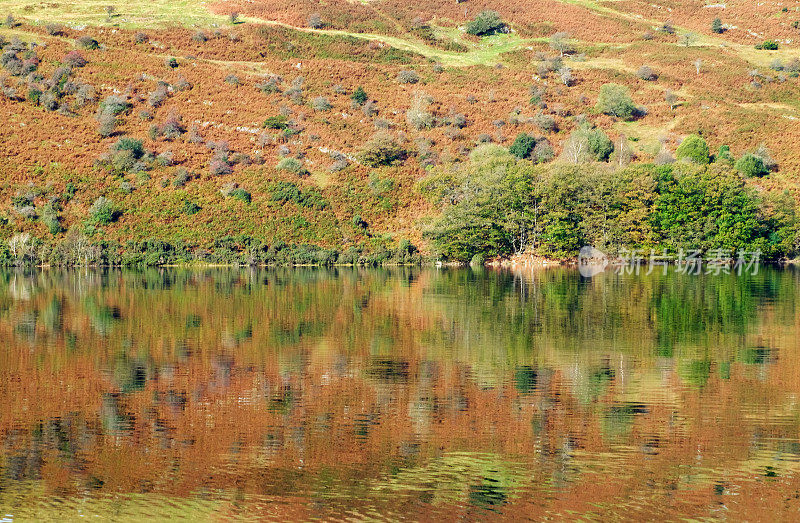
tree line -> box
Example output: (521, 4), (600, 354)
(419, 145), (799, 263)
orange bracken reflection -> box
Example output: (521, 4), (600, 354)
(0, 268), (799, 519)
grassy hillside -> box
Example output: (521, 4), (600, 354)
(0, 1), (799, 264)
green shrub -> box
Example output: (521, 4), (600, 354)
(64, 183), (77, 200)
(311, 96), (332, 111)
(173, 169), (190, 187)
(112, 137), (145, 159)
(596, 83), (637, 120)
(757, 40), (779, 50)
(98, 96), (129, 118)
(89, 197), (118, 225)
(397, 70), (420, 84)
(533, 113), (556, 133)
(76, 36), (99, 50)
(40, 205), (62, 235)
(716, 145), (734, 163)
(263, 115), (289, 129)
(509, 133), (536, 159)
(276, 157), (308, 175)
(351, 86), (368, 105)
(230, 188), (251, 203)
(183, 201), (201, 215)
(470, 252), (486, 266)
(110, 150), (136, 172)
(358, 132), (406, 167)
(587, 128), (614, 162)
(675, 134), (710, 164)
(735, 154), (769, 177)
(27, 87), (41, 105)
(711, 18), (724, 33)
(465, 11), (506, 36)
(270, 181), (328, 209)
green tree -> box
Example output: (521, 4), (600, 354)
(711, 18), (723, 33)
(420, 146), (537, 261)
(587, 128), (614, 161)
(675, 134), (710, 164)
(465, 11), (506, 36)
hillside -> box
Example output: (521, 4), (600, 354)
(1, 0), (800, 264)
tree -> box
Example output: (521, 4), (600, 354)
(612, 134), (634, 167)
(757, 40), (779, 50)
(679, 32), (697, 47)
(595, 83), (637, 120)
(465, 11), (506, 36)
(509, 133), (536, 159)
(420, 146), (537, 261)
(665, 89), (678, 110)
(549, 32), (572, 57)
(560, 131), (590, 164)
(559, 66), (573, 86)
(675, 134), (710, 164)
(587, 128), (614, 161)
(711, 18), (724, 34)
(406, 91), (434, 130)
(560, 126), (613, 163)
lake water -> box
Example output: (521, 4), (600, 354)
(1, 267), (799, 520)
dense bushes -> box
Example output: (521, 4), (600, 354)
(270, 181), (328, 209)
(419, 146), (798, 262)
(276, 157), (309, 176)
(397, 70), (420, 84)
(0, 235), (424, 267)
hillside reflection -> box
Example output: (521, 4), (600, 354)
(0, 267), (798, 519)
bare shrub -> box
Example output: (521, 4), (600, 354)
(398, 70), (420, 84)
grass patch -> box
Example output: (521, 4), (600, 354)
(3, 0), (236, 28)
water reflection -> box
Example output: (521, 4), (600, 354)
(0, 267), (799, 519)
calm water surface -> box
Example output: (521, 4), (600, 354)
(1, 267), (800, 520)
